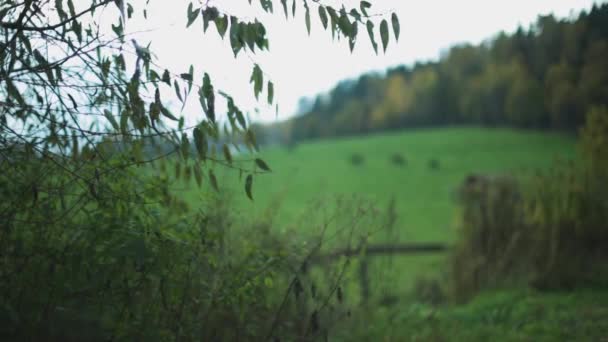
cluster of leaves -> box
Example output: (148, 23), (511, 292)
(0, 0), (397, 201)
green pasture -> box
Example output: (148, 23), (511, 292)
(173, 127), (577, 294)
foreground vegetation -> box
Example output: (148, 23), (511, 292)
(338, 289), (608, 341)
(2, 0), (606, 339)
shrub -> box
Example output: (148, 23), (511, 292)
(450, 107), (608, 301)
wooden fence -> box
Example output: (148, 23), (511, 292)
(311, 243), (449, 304)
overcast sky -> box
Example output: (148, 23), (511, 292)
(117, 0), (600, 124)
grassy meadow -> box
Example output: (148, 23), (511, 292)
(172, 127), (577, 296)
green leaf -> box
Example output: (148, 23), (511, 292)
(193, 126), (207, 159)
(366, 20), (378, 54)
(223, 144), (232, 164)
(359, 1), (371, 16)
(280, 0), (288, 18)
(215, 15), (228, 38)
(187, 65), (194, 92)
(259, 0), (273, 13)
(349, 9), (361, 22)
(209, 169), (219, 192)
(349, 22), (358, 52)
(255, 158), (271, 171)
(193, 162), (203, 187)
(160, 105), (178, 121)
(174, 80), (183, 103)
(326, 7), (338, 38)
(67, 0), (76, 17)
(55, 0), (67, 21)
(246, 129), (259, 152)
(236, 109), (247, 129)
(292, 0), (296, 16)
(338, 11), (352, 37)
(245, 174), (253, 200)
(162, 69), (171, 85)
(380, 19), (389, 52)
(267, 81), (274, 105)
(305, 5), (311, 35)
(120, 108), (129, 133)
(180, 132), (190, 160)
(186, 2), (199, 28)
(250, 64), (263, 100)
(229, 16), (243, 57)
(104, 109), (120, 130)
(202, 73), (215, 122)
(318, 6), (328, 30)
(391, 13), (400, 41)
(5, 79), (24, 105)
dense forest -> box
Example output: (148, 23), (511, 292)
(258, 4), (608, 143)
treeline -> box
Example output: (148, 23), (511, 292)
(259, 4), (608, 144)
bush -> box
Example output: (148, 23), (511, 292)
(450, 107), (608, 301)
(0, 143), (388, 340)
(450, 174), (531, 301)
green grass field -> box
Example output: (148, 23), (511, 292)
(175, 126), (577, 296)
(170, 127), (608, 340)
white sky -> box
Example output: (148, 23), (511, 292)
(115, 0), (601, 124)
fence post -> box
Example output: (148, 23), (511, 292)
(359, 257), (370, 305)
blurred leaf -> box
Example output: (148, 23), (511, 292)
(162, 69), (171, 85)
(250, 64), (263, 100)
(193, 162), (203, 187)
(245, 174), (253, 200)
(366, 20), (378, 54)
(305, 4), (311, 35)
(209, 169), (219, 192)
(67, 0), (76, 17)
(360, 1), (371, 16)
(267, 81), (274, 104)
(174, 80), (183, 103)
(160, 105), (178, 121)
(193, 126), (207, 159)
(56, 0), (67, 20)
(104, 109), (119, 130)
(180, 132), (190, 160)
(380, 19), (389, 52)
(318, 6), (328, 30)
(223, 144), (232, 164)
(215, 15), (228, 38)
(186, 2), (199, 28)
(280, 0), (288, 18)
(391, 13), (400, 41)
(255, 158), (271, 171)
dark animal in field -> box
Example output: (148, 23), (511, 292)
(390, 153), (407, 166)
(428, 159), (440, 170)
(350, 153), (365, 166)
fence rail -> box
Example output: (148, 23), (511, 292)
(312, 243), (449, 304)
